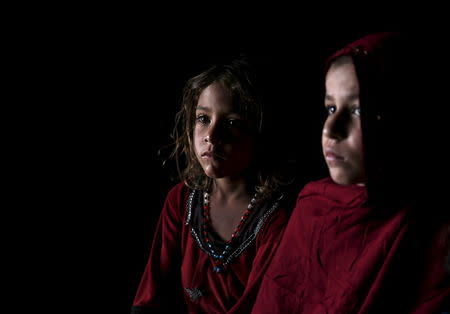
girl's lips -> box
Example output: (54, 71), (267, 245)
(201, 151), (224, 161)
(325, 150), (344, 161)
(201, 151), (213, 158)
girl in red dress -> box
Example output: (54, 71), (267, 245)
(252, 33), (450, 313)
(131, 58), (289, 313)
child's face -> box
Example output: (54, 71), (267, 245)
(193, 82), (255, 180)
(322, 60), (366, 185)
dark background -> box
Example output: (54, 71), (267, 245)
(28, 28), (381, 313)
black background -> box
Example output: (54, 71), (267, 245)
(23, 26), (388, 313)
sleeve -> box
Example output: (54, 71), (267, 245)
(130, 183), (188, 314)
(227, 206), (289, 314)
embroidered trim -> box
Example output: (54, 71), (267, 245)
(255, 194), (284, 234)
(187, 189), (283, 265)
(185, 189), (196, 225)
(225, 195), (283, 264)
(184, 287), (203, 302)
(190, 226), (209, 254)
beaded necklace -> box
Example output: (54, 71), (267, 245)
(202, 191), (259, 273)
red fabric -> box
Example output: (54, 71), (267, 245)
(252, 178), (450, 313)
(133, 183), (288, 313)
(326, 32), (399, 67)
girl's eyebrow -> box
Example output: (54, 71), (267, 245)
(195, 105), (211, 112)
(346, 94), (359, 102)
(325, 94), (359, 102)
(196, 106), (243, 117)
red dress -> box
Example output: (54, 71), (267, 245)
(132, 183), (288, 313)
(252, 177), (449, 313)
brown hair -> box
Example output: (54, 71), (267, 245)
(169, 58), (284, 199)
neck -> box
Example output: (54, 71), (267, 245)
(211, 177), (251, 200)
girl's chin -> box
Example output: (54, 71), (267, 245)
(203, 167), (239, 180)
(203, 167), (225, 179)
(329, 171), (366, 186)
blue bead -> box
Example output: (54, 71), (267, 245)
(219, 255), (224, 259)
(213, 266), (223, 273)
(225, 245), (231, 250)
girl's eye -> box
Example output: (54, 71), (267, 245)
(325, 105), (336, 115)
(196, 115), (210, 125)
(227, 119), (248, 132)
(227, 119), (242, 128)
(352, 107), (361, 116)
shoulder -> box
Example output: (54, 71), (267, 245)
(290, 177), (339, 221)
(163, 182), (191, 216)
(296, 177), (367, 208)
(265, 194), (289, 222)
(255, 194), (290, 239)
(296, 177), (335, 207)
(166, 182), (189, 202)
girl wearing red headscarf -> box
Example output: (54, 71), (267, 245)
(252, 33), (449, 313)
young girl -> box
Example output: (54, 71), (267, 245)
(252, 33), (449, 313)
(131, 58), (289, 313)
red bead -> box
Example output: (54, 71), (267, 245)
(200, 191), (261, 251)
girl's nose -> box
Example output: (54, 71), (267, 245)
(323, 110), (349, 140)
(204, 122), (222, 145)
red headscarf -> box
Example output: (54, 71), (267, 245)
(326, 33), (429, 207)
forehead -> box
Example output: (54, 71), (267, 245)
(196, 82), (236, 112)
(325, 61), (359, 99)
